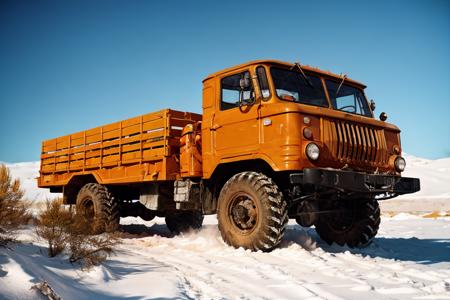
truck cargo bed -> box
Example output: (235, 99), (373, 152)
(38, 109), (201, 187)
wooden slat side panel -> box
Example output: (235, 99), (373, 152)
(121, 115), (142, 128)
(44, 125), (167, 157)
(168, 110), (202, 121)
(102, 122), (121, 134)
(142, 111), (166, 122)
(169, 118), (197, 129)
(71, 137), (85, 148)
(85, 127), (102, 138)
(103, 129), (121, 141)
(142, 118), (165, 132)
(122, 124), (141, 137)
(86, 133), (102, 145)
(42, 139), (57, 152)
(39, 109), (200, 182)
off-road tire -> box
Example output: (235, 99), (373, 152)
(217, 172), (288, 252)
(76, 183), (120, 233)
(315, 200), (381, 247)
(165, 211), (204, 234)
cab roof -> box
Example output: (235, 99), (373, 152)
(203, 59), (367, 88)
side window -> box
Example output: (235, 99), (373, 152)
(256, 66), (270, 100)
(221, 71), (254, 110)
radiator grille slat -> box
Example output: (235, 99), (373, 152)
(366, 127), (373, 162)
(328, 120), (387, 165)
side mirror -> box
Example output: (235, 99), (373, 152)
(240, 77), (251, 90)
(238, 73), (254, 109)
(370, 100), (376, 111)
(379, 112), (388, 121)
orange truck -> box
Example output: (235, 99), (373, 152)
(38, 60), (420, 250)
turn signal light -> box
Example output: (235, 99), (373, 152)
(303, 128), (313, 139)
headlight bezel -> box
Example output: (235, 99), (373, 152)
(305, 143), (320, 161)
(394, 156), (406, 172)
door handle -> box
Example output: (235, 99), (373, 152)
(211, 124), (222, 131)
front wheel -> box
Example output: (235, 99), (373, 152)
(217, 172), (288, 252)
(314, 200), (380, 247)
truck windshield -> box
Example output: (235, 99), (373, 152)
(325, 79), (372, 117)
(270, 67), (328, 107)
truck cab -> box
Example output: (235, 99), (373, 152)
(201, 60), (405, 178)
(196, 60), (419, 250)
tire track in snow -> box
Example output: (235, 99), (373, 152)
(123, 228), (333, 300)
(126, 245), (321, 300)
(119, 218), (450, 300)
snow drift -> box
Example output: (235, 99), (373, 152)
(381, 154), (450, 212)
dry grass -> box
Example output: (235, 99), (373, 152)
(31, 281), (61, 300)
(36, 199), (120, 269)
(0, 164), (32, 246)
(382, 211), (450, 218)
(422, 211), (450, 218)
(67, 214), (120, 269)
(35, 200), (72, 257)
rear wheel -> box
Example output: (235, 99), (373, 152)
(314, 200), (380, 247)
(76, 183), (120, 233)
(165, 210), (203, 234)
(217, 172), (288, 252)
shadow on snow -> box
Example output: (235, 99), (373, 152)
(0, 242), (163, 299)
(120, 220), (450, 265)
(284, 224), (450, 265)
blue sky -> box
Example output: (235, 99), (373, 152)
(0, 0), (449, 162)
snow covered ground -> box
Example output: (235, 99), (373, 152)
(1, 216), (450, 300)
(0, 156), (449, 299)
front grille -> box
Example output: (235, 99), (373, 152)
(323, 119), (388, 165)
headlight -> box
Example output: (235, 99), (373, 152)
(306, 143), (320, 161)
(395, 156), (406, 172)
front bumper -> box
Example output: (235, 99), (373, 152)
(290, 168), (420, 195)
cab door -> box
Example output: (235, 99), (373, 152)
(212, 69), (260, 159)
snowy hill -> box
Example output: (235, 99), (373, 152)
(381, 154), (450, 212)
(400, 154), (450, 199)
(1, 161), (57, 201)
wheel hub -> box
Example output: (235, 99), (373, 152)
(82, 198), (95, 219)
(330, 205), (355, 232)
(230, 194), (257, 231)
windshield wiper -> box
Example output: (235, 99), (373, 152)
(291, 62), (314, 88)
(335, 74), (347, 96)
